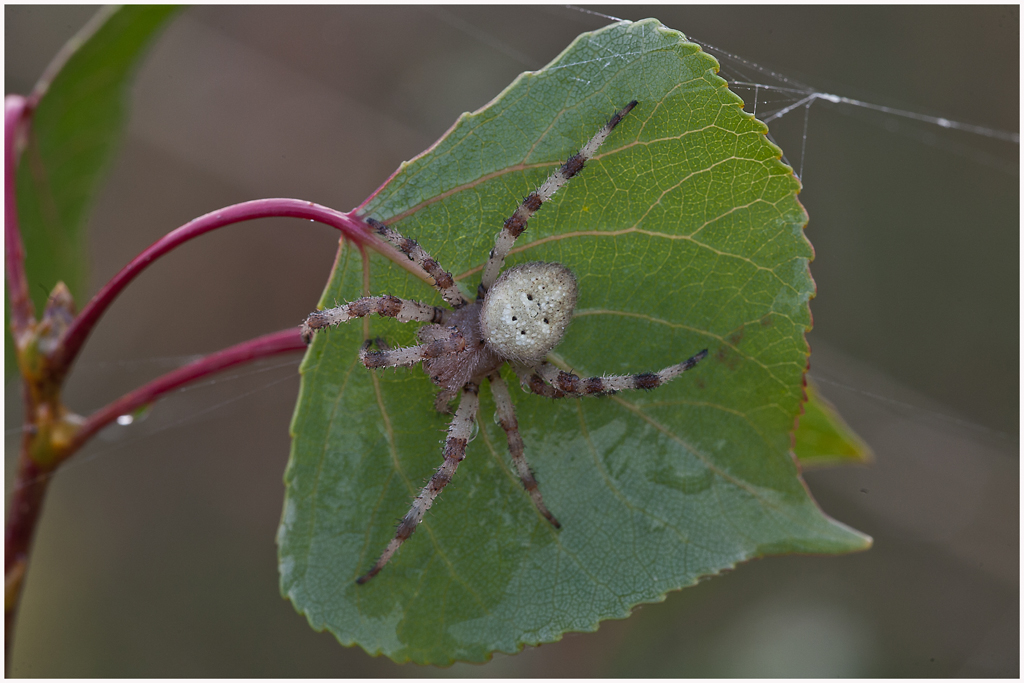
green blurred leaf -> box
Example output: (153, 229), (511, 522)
(794, 381), (872, 468)
(7, 5), (178, 376)
(281, 18), (871, 664)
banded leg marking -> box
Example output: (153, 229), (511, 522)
(531, 348), (708, 397)
(513, 365), (567, 399)
(359, 328), (465, 369)
(356, 382), (481, 584)
(488, 372), (560, 528)
(364, 216), (469, 308)
(301, 294), (445, 343)
(480, 100), (638, 291)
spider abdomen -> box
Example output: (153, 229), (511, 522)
(480, 262), (578, 363)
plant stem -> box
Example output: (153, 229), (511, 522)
(7, 105), (431, 664)
(5, 94), (33, 335)
(52, 199), (430, 378)
(5, 418), (52, 663)
(4, 328), (307, 665)
(65, 327), (306, 454)
(4, 93), (41, 671)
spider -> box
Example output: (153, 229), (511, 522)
(302, 100), (708, 584)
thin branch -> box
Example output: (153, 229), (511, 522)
(63, 327), (307, 456)
(6, 326), (306, 662)
(5, 432), (50, 662)
(5, 94), (33, 335)
(27, 7), (118, 109)
(53, 199), (432, 375)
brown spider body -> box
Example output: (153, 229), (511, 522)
(301, 100), (708, 584)
(419, 303), (502, 392)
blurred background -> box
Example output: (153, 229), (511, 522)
(5, 5), (1017, 676)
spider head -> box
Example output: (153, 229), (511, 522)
(479, 261), (578, 363)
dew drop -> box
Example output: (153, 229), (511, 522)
(467, 420), (480, 443)
(116, 403), (153, 427)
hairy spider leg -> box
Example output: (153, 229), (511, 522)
(363, 216), (469, 309)
(356, 382), (481, 584)
(487, 372), (561, 528)
(522, 348), (709, 397)
(479, 100), (638, 293)
(513, 368), (567, 399)
(359, 328), (465, 368)
(433, 387), (459, 413)
(301, 294), (447, 343)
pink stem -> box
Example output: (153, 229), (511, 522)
(5, 94), (33, 334)
(65, 327), (306, 455)
(53, 199), (425, 375)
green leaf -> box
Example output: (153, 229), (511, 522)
(7, 5), (178, 376)
(281, 18), (871, 664)
(794, 381), (873, 468)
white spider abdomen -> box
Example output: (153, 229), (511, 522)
(480, 262), (578, 363)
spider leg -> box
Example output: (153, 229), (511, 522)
(359, 328), (465, 369)
(513, 366), (567, 399)
(356, 382), (481, 584)
(525, 348), (709, 397)
(363, 216), (469, 309)
(488, 372), (560, 528)
(301, 294), (446, 343)
(433, 387), (459, 413)
(479, 100), (638, 293)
